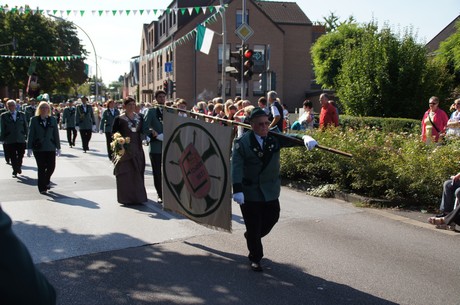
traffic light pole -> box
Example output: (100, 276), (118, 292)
(240, 0), (246, 99)
(220, 0), (227, 102)
(50, 15), (98, 102)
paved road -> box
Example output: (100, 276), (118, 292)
(1, 131), (459, 305)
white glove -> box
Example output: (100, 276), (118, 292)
(56, 149), (61, 157)
(142, 136), (151, 146)
(232, 192), (245, 205)
(156, 133), (164, 141)
(302, 135), (318, 151)
(27, 149), (32, 157)
(75, 126), (80, 131)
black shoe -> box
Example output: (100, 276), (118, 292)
(250, 262), (263, 272)
(436, 212), (448, 217)
(83, 150), (87, 153)
(46, 184), (51, 190)
(17, 169), (22, 174)
(12, 172), (17, 178)
(40, 190), (47, 194)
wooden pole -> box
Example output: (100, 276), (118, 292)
(159, 105), (353, 158)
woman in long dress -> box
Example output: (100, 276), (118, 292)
(111, 97), (147, 205)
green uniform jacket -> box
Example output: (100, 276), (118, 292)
(99, 108), (120, 133)
(27, 116), (61, 151)
(75, 104), (95, 130)
(62, 107), (77, 128)
(143, 106), (164, 154)
(24, 105), (36, 125)
(0, 111), (28, 143)
(0, 208), (56, 305)
(231, 131), (302, 202)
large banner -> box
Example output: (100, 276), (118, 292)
(162, 111), (232, 231)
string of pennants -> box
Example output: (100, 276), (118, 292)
(0, 4), (228, 17)
(0, 54), (82, 61)
(135, 11), (221, 62)
(0, 5), (224, 64)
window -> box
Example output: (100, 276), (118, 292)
(235, 81), (249, 97)
(236, 10), (249, 28)
(218, 44), (230, 73)
(253, 45), (266, 74)
(252, 80), (264, 96)
(218, 79), (231, 96)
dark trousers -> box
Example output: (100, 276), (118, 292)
(33, 151), (56, 192)
(3, 143), (10, 163)
(79, 129), (92, 151)
(149, 153), (162, 199)
(445, 204), (460, 226)
(240, 199), (280, 263)
(105, 132), (113, 160)
(66, 128), (77, 146)
(4, 143), (26, 174)
(440, 179), (460, 213)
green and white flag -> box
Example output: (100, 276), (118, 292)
(195, 24), (214, 55)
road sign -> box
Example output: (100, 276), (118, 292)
(235, 23), (254, 41)
(165, 62), (173, 73)
(253, 51), (263, 61)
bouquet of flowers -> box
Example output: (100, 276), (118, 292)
(111, 132), (130, 165)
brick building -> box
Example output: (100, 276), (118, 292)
(131, 0), (323, 110)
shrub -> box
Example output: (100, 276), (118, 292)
(281, 127), (460, 209)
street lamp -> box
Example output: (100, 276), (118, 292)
(49, 14), (98, 102)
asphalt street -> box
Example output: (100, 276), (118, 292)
(1, 130), (459, 305)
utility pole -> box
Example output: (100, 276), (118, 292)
(220, 0), (227, 102)
(240, 0), (246, 99)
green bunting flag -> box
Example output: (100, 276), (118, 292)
(0, 5), (225, 17)
(0, 54), (82, 61)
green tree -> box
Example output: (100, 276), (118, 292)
(321, 12), (356, 33)
(0, 8), (88, 97)
(312, 21), (453, 118)
(436, 20), (460, 91)
(311, 23), (367, 89)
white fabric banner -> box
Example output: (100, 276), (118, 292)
(162, 111), (232, 231)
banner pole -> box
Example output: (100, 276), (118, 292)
(158, 105), (353, 158)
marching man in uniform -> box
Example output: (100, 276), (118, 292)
(231, 107), (317, 272)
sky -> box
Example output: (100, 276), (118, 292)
(6, 0), (460, 85)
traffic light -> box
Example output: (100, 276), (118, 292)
(226, 49), (242, 82)
(259, 72), (267, 92)
(90, 83), (96, 94)
(163, 80), (168, 93)
(243, 47), (254, 81)
(169, 80), (176, 94)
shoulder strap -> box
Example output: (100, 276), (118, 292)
(428, 113), (440, 133)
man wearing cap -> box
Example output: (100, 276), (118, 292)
(24, 98), (37, 126)
(99, 99), (120, 160)
(75, 96), (96, 152)
(144, 90), (167, 203)
(0, 100), (28, 177)
(231, 107), (317, 272)
(62, 100), (77, 147)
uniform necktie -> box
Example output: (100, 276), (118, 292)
(261, 136), (266, 149)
